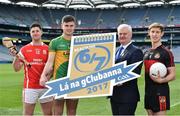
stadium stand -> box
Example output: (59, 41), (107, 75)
(169, 6), (180, 25)
(0, 45), (13, 63)
(0, 3), (180, 62)
(0, 4), (180, 28)
(172, 46), (180, 62)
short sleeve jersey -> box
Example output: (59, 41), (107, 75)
(49, 36), (71, 79)
(143, 45), (175, 95)
(19, 42), (48, 89)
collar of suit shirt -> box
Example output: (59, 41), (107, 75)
(120, 41), (132, 52)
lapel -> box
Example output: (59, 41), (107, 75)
(116, 43), (133, 63)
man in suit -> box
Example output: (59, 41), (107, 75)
(109, 24), (143, 115)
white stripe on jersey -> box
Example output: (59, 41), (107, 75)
(25, 66), (29, 88)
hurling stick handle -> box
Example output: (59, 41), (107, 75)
(2, 37), (39, 74)
(16, 53), (31, 67)
(17, 54), (40, 75)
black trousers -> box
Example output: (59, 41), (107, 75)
(110, 99), (138, 115)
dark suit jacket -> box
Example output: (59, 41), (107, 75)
(110, 43), (143, 103)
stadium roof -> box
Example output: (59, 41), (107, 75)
(1, 0), (180, 9)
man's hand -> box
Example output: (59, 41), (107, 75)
(9, 46), (18, 57)
(40, 68), (53, 86)
(150, 71), (165, 84)
(40, 74), (49, 87)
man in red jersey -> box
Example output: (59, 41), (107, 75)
(9, 22), (53, 115)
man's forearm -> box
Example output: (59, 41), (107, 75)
(42, 63), (53, 80)
(12, 56), (23, 72)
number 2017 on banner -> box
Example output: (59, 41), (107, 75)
(87, 82), (108, 94)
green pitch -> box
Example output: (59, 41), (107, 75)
(0, 64), (180, 115)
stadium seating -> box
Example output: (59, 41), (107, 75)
(0, 4), (180, 28)
(0, 45), (13, 62)
(172, 46), (180, 62)
(0, 3), (180, 62)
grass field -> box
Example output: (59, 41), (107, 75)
(0, 64), (180, 115)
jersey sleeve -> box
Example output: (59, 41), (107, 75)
(19, 46), (24, 57)
(17, 46), (26, 63)
(165, 50), (175, 67)
(49, 39), (56, 52)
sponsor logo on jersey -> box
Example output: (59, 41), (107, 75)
(57, 44), (66, 49)
(26, 50), (32, 52)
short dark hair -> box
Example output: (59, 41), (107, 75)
(30, 22), (42, 30)
(61, 15), (76, 24)
(148, 22), (164, 32)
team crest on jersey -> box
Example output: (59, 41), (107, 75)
(63, 51), (70, 58)
(43, 50), (47, 55)
(154, 52), (160, 59)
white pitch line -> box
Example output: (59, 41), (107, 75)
(0, 108), (41, 115)
(171, 101), (180, 107)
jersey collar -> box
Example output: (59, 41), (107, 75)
(30, 42), (44, 46)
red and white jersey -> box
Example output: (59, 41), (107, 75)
(19, 42), (48, 89)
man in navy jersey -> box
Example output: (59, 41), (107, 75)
(144, 22), (176, 115)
